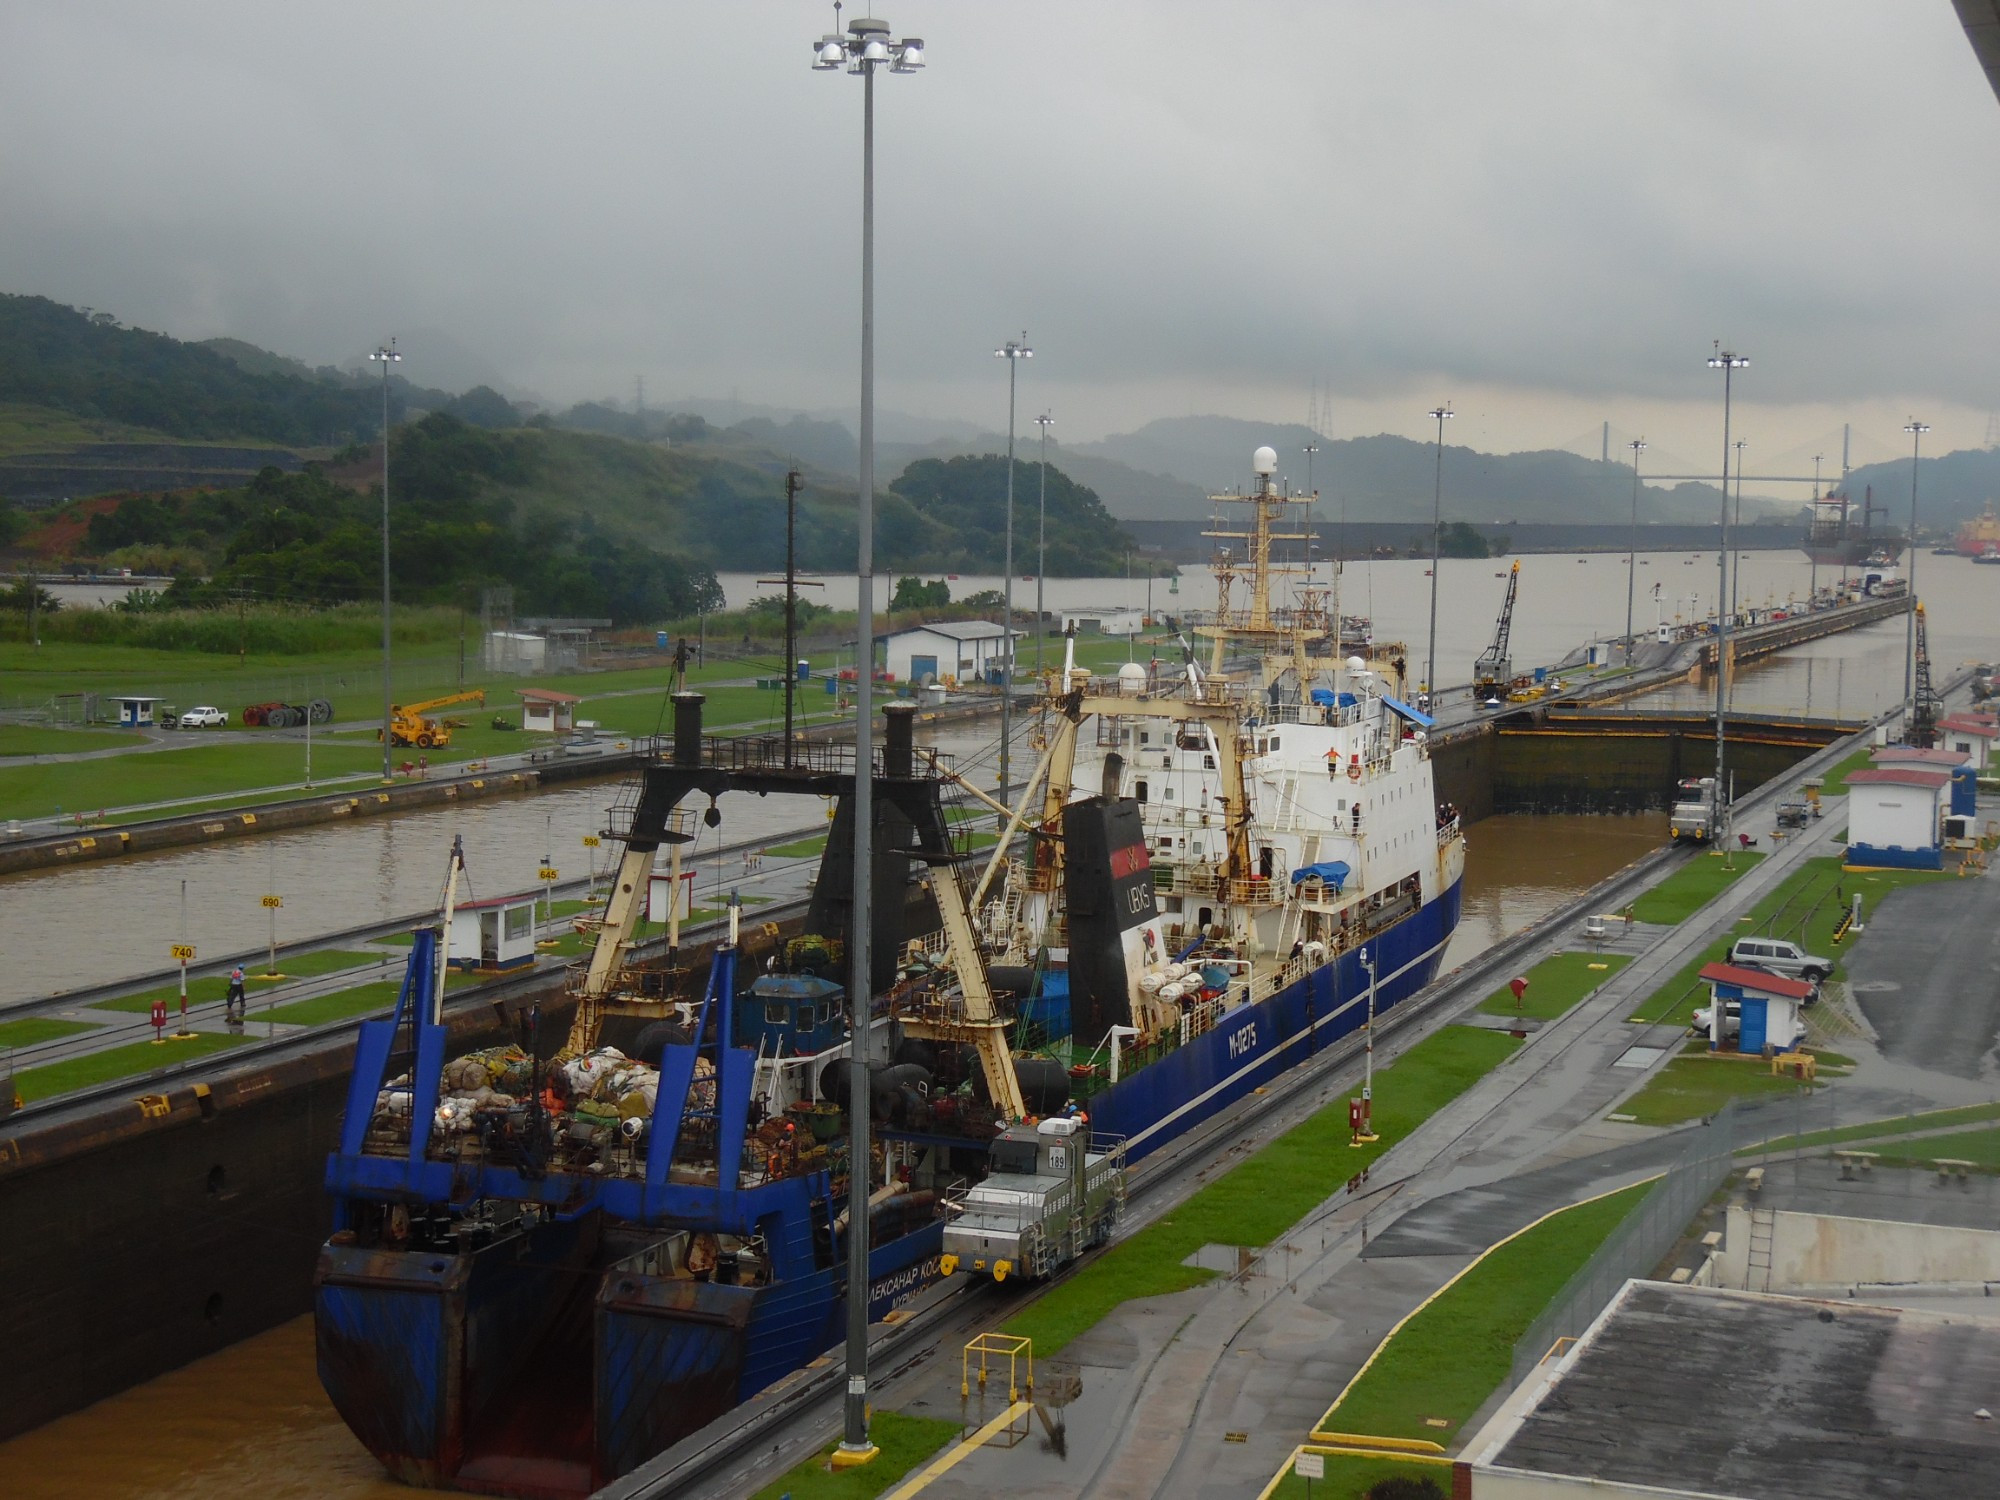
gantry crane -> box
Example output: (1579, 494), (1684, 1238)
(1473, 561), (1519, 701)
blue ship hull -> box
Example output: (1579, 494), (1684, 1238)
(1088, 878), (1463, 1160)
(317, 1212), (943, 1496)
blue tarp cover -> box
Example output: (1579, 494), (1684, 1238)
(1291, 860), (1351, 891)
(1380, 693), (1436, 728)
(1309, 688), (1359, 707)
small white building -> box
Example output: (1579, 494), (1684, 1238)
(1937, 713), (1998, 769)
(879, 621), (1020, 685)
(516, 688), (581, 733)
(447, 892), (541, 972)
(1060, 609), (1147, 637)
(111, 695), (161, 727)
(483, 631), (548, 674)
(1845, 765), (1950, 870)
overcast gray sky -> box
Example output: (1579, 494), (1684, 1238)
(4, 2), (1997, 472)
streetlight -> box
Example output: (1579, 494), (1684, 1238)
(1425, 405), (1452, 704)
(1902, 419), (1930, 725)
(995, 333), (1032, 795)
(1809, 453), (1823, 604)
(812, 11), (923, 1469)
(1034, 410), (1053, 679)
(1353, 947), (1380, 1145)
(370, 339), (400, 782)
(1707, 346), (1748, 837)
(1303, 440), (1319, 495)
(1730, 439), (1746, 634)
(1625, 439), (1646, 661)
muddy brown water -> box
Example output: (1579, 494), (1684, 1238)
(0, 804), (1663, 1498)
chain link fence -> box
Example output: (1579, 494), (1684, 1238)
(1510, 1099), (1745, 1382)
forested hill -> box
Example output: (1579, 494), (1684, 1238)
(54, 414), (1136, 620)
(0, 293), (457, 447)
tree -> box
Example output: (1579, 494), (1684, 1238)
(1438, 520), (1490, 559)
(0, 579), (60, 613)
(891, 576), (950, 610)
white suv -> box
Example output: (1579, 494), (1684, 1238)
(177, 706), (228, 729)
(1726, 936), (1833, 984)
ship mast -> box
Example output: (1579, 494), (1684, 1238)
(1199, 445), (1314, 681)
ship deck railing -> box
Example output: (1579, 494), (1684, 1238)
(1150, 863), (1285, 907)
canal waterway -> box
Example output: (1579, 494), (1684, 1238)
(8, 549), (1992, 1009)
(0, 796), (1668, 1500)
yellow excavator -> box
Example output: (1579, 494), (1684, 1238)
(380, 690), (487, 749)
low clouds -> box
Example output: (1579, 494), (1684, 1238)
(2, 2), (1994, 460)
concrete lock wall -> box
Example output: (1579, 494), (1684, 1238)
(1717, 1204), (2000, 1292)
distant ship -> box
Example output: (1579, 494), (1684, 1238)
(1955, 505), (2000, 559)
(1802, 485), (1903, 568)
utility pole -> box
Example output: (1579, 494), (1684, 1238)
(370, 339), (401, 782)
(1707, 346), (1748, 840)
(1034, 410), (1053, 679)
(784, 467), (803, 765)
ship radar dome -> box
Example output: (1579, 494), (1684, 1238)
(1345, 655), (1366, 674)
(1252, 445), (1278, 476)
(1117, 661), (1147, 691)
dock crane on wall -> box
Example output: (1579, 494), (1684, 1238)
(1472, 561), (1519, 702)
(1909, 602), (1942, 748)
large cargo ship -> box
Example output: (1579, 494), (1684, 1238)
(1956, 505), (2000, 560)
(1802, 485), (1902, 569)
(314, 446), (1463, 1494)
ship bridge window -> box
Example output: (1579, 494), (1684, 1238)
(1269, 736), (1280, 751)
(989, 1137), (1041, 1175)
(1204, 754), (1216, 770)
(1136, 779), (1149, 803)
(765, 1001), (788, 1025)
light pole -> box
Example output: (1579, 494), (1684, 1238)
(1034, 410), (1053, 679)
(370, 340), (400, 781)
(1353, 947), (1379, 1144)
(1902, 419), (1929, 724)
(995, 333), (1032, 795)
(1730, 439), (1746, 632)
(1625, 439), (1646, 662)
(1809, 453), (1823, 604)
(1425, 405), (1452, 703)
(1707, 346), (1747, 837)
(813, 12), (923, 1468)
(1303, 440), (1319, 495)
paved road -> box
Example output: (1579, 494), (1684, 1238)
(1845, 869), (2000, 1080)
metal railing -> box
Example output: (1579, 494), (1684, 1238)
(1509, 1100), (1745, 1383)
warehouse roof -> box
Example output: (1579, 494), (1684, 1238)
(1486, 1281), (2000, 1499)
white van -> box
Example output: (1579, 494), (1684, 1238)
(1726, 936), (1833, 984)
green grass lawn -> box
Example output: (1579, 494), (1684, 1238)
(1626, 856), (1950, 1029)
(1627, 851), (1765, 925)
(13, 1031), (254, 1102)
(1819, 747), (1875, 795)
(1476, 951), (1630, 1021)
(766, 833), (830, 859)
(1264, 1453), (1453, 1500)
(0, 741), (386, 823)
(1619, 1043), (1821, 1126)
(749, 1410), (963, 1500)
(0, 1017), (99, 1049)
(91, 951), (386, 1013)
(258, 981), (404, 1027)
(1869, 1126), (2000, 1172)
(1003, 1026), (1522, 1357)
(0, 725), (150, 757)
(1744, 1100), (2000, 1157)
(1315, 1180), (1651, 1447)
